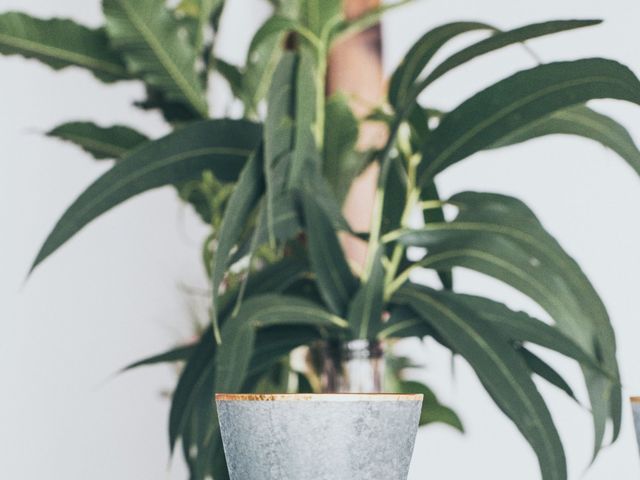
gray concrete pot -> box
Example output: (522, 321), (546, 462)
(632, 397), (640, 452)
(216, 393), (423, 480)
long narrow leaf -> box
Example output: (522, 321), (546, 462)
(301, 190), (358, 316)
(419, 58), (640, 183)
(489, 104), (640, 176)
(0, 12), (128, 82)
(31, 119), (261, 272)
(47, 122), (149, 160)
(103, 0), (208, 116)
(394, 284), (566, 480)
(389, 21), (494, 108)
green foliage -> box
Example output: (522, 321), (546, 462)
(47, 122), (149, 160)
(0, 12), (128, 82)
(103, 0), (208, 117)
(6, 3), (640, 478)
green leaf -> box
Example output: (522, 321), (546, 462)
(392, 191), (621, 454)
(47, 122), (149, 160)
(348, 246), (385, 339)
(301, 190), (358, 316)
(264, 53), (297, 245)
(299, 0), (342, 37)
(419, 58), (640, 183)
(211, 151), (265, 343)
(323, 92), (361, 201)
(121, 343), (195, 372)
(288, 46), (319, 189)
(389, 21), (495, 108)
(421, 181), (452, 290)
(412, 20), (602, 102)
(243, 18), (287, 117)
(0, 12), (128, 82)
(399, 380), (464, 431)
(449, 293), (605, 373)
(248, 15), (300, 56)
(213, 57), (245, 102)
(489, 104), (640, 176)
(394, 284), (566, 480)
(519, 348), (577, 401)
(169, 328), (216, 452)
(103, 0), (208, 117)
(215, 294), (347, 393)
(31, 119), (261, 272)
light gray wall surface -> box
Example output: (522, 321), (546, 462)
(1, 0), (639, 478)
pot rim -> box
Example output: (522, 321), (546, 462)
(215, 393), (423, 402)
(631, 396), (640, 404)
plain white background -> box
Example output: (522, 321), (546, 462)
(1, 0), (640, 478)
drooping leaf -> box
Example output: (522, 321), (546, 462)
(323, 92), (360, 201)
(301, 190), (358, 316)
(348, 246), (385, 339)
(215, 293), (347, 393)
(288, 45), (319, 189)
(121, 343), (195, 372)
(394, 284), (566, 480)
(489, 104), (640, 176)
(421, 181), (452, 289)
(0, 12), (128, 82)
(264, 53), (297, 245)
(31, 119), (261, 272)
(213, 57), (245, 102)
(418, 58), (640, 183)
(392, 191), (621, 453)
(47, 122), (149, 160)
(519, 348), (577, 401)
(103, 0), (208, 116)
(399, 380), (464, 431)
(211, 151), (265, 342)
(412, 20), (602, 102)
(449, 293), (605, 373)
(388, 21), (494, 108)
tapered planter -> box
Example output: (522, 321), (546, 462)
(216, 393), (423, 480)
(632, 397), (640, 452)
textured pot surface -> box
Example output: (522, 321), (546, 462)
(216, 393), (423, 480)
(632, 397), (640, 452)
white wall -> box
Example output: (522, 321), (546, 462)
(1, 0), (639, 479)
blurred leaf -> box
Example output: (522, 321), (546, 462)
(0, 12), (128, 82)
(134, 86), (202, 124)
(121, 344), (195, 372)
(31, 119), (261, 272)
(412, 20), (602, 103)
(323, 92), (361, 201)
(288, 46), (319, 189)
(399, 380), (464, 431)
(264, 53), (297, 245)
(394, 284), (566, 480)
(299, 0), (342, 37)
(211, 151), (265, 342)
(519, 348), (577, 401)
(419, 58), (640, 183)
(393, 191), (621, 453)
(389, 21), (494, 108)
(301, 190), (358, 316)
(213, 57), (245, 102)
(215, 293), (347, 393)
(47, 122), (149, 160)
(489, 104), (640, 176)
(103, 0), (208, 117)
(348, 247), (385, 339)
(421, 181), (452, 290)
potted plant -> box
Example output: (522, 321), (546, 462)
(3, 0), (640, 479)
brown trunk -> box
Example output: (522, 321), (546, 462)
(328, 0), (386, 272)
